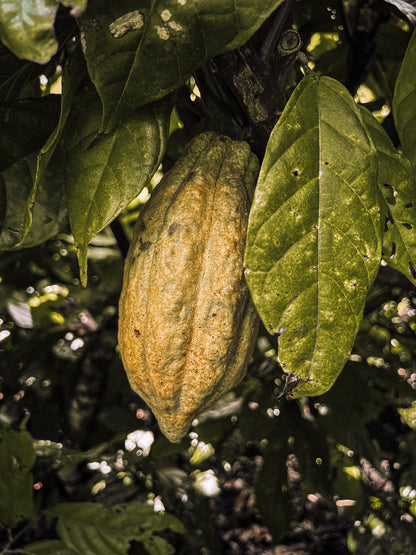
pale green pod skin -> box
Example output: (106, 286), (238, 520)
(118, 132), (259, 442)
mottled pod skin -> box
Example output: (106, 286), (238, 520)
(118, 132), (259, 442)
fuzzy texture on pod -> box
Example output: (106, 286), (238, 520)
(118, 132), (259, 442)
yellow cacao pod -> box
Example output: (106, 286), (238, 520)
(118, 132), (259, 442)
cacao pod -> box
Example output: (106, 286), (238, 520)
(118, 132), (259, 442)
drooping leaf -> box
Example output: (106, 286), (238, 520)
(0, 0), (59, 64)
(384, 0), (416, 23)
(0, 152), (67, 250)
(393, 29), (416, 169)
(0, 425), (36, 528)
(62, 82), (173, 285)
(360, 106), (416, 285)
(47, 502), (183, 555)
(244, 75), (381, 398)
(79, 0), (284, 132)
(34, 46), (87, 194)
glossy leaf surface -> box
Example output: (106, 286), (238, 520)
(360, 106), (416, 285)
(244, 75), (381, 397)
(63, 84), (172, 285)
(80, 0), (283, 131)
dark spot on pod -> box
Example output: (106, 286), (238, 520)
(168, 222), (178, 235)
(134, 329), (141, 337)
(139, 239), (152, 251)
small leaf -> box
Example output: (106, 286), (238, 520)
(244, 75), (381, 397)
(63, 83), (172, 285)
(393, 28), (416, 169)
(0, 152), (67, 250)
(0, 425), (36, 528)
(0, 0), (59, 63)
(79, 0), (284, 131)
(48, 502), (183, 555)
(360, 106), (416, 285)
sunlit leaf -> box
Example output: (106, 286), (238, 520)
(79, 0), (284, 131)
(0, 0), (59, 64)
(244, 75), (381, 398)
(0, 425), (36, 528)
(63, 82), (172, 285)
(360, 106), (416, 285)
(393, 29), (416, 169)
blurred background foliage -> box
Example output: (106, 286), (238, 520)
(2, 0), (416, 553)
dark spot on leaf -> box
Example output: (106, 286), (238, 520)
(134, 329), (141, 337)
(8, 227), (20, 234)
(390, 241), (396, 259)
(409, 263), (416, 280)
(292, 169), (300, 177)
(362, 254), (369, 259)
(324, 161), (329, 166)
(168, 222), (178, 235)
(289, 296), (298, 304)
(212, 313), (216, 317)
(405, 201), (414, 209)
(87, 132), (105, 150)
(352, 281), (357, 288)
(402, 223), (413, 230)
(140, 222), (146, 232)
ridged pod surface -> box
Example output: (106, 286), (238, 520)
(118, 132), (259, 442)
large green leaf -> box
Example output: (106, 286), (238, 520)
(393, 29), (416, 169)
(360, 106), (416, 285)
(0, 425), (36, 528)
(63, 83), (172, 285)
(47, 502), (183, 555)
(0, 0), (59, 63)
(244, 75), (381, 398)
(80, 0), (283, 132)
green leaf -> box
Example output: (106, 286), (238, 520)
(63, 83), (172, 285)
(0, 0), (59, 63)
(48, 502), (183, 555)
(79, 0), (284, 131)
(20, 540), (78, 555)
(393, 29), (416, 169)
(0, 425), (36, 528)
(34, 46), (87, 195)
(0, 151), (67, 250)
(244, 75), (381, 398)
(360, 106), (416, 285)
